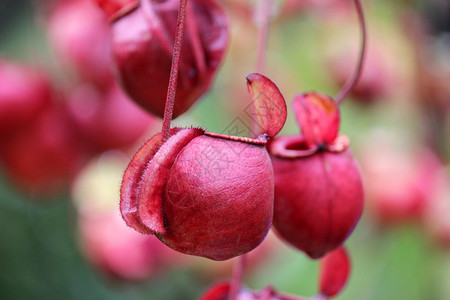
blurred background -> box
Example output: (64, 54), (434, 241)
(0, 0), (449, 299)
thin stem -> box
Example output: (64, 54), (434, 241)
(255, 0), (273, 74)
(334, 0), (366, 105)
(161, 0), (188, 141)
(251, 0), (273, 137)
(227, 255), (246, 300)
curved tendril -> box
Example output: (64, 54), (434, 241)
(228, 255), (246, 300)
(334, 0), (366, 105)
(161, 0), (188, 142)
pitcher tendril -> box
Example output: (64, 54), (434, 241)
(335, 0), (366, 104)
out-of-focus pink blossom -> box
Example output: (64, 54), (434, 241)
(66, 82), (157, 153)
(73, 152), (186, 280)
(0, 105), (88, 194)
(328, 35), (398, 103)
(0, 60), (52, 139)
(79, 210), (171, 280)
(48, 0), (113, 88)
(360, 131), (442, 224)
(423, 167), (450, 247)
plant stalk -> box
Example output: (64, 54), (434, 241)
(161, 0), (188, 141)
